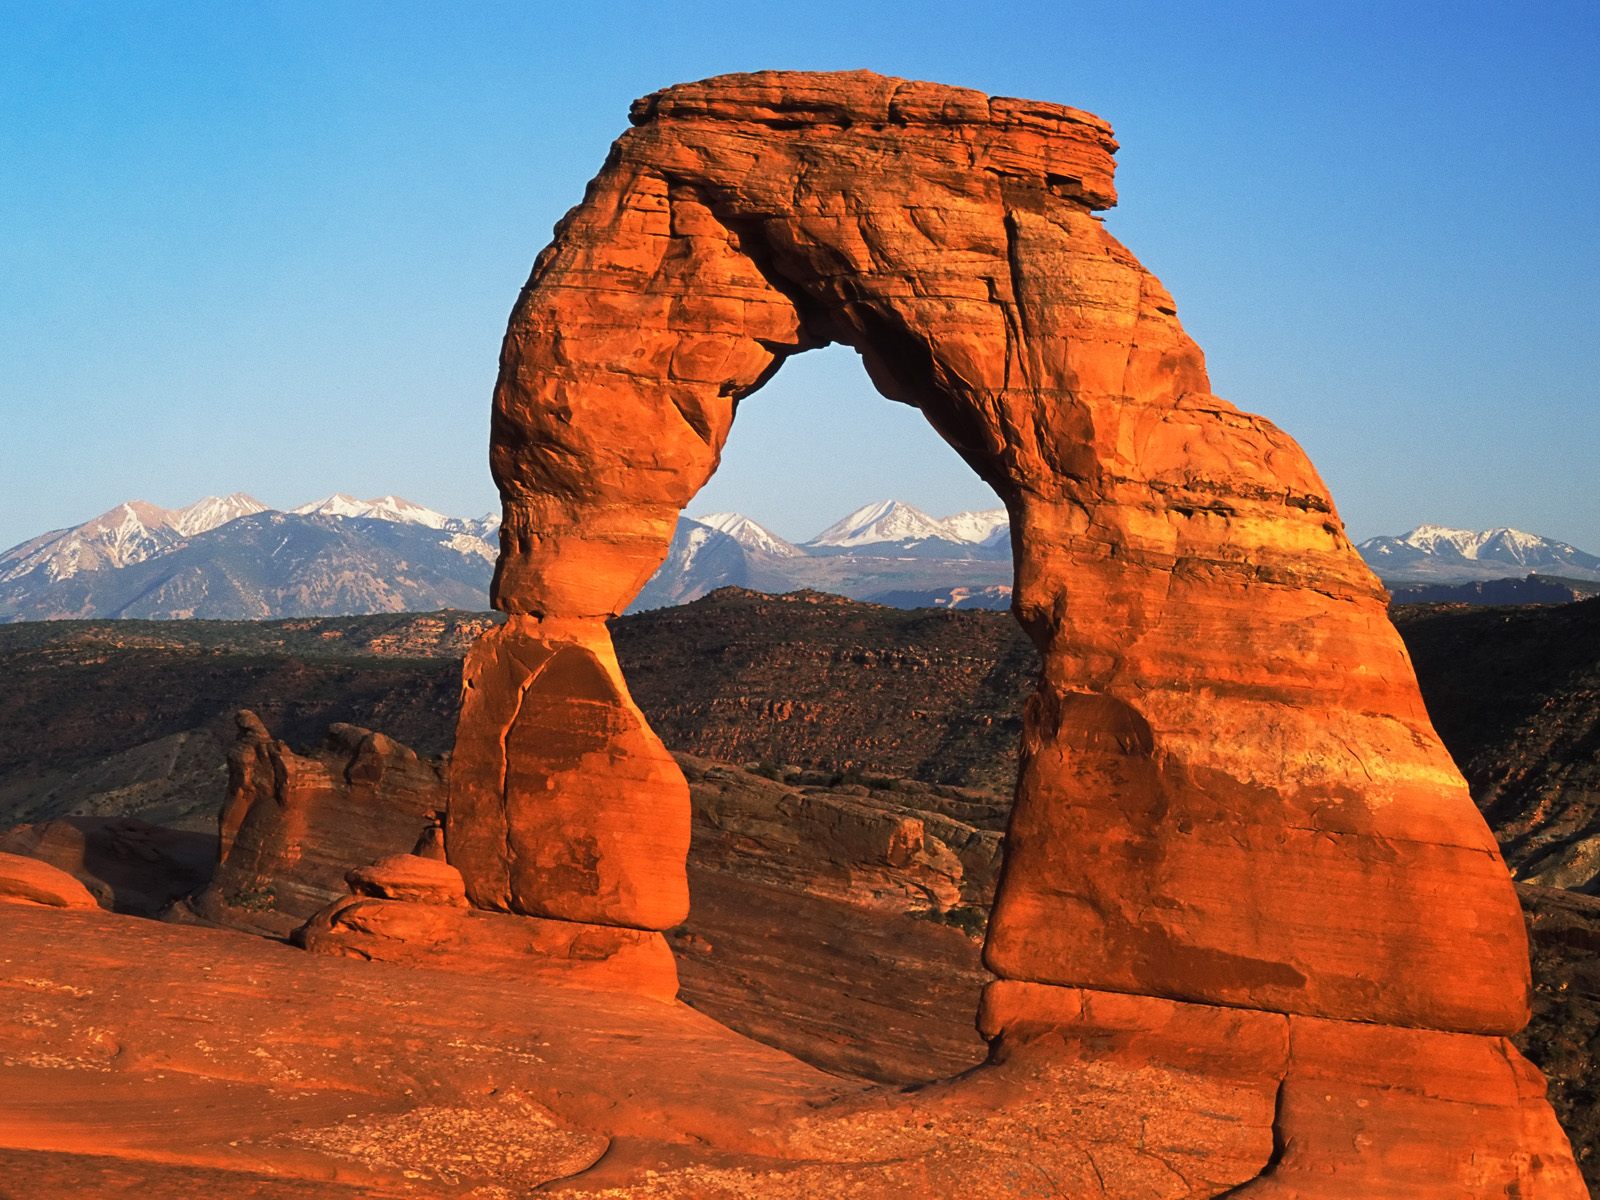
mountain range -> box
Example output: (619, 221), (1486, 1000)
(0, 494), (1018, 621)
(1355, 525), (1600, 583)
(0, 494), (500, 621)
(633, 500), (1013, 612)
(3, 495), (1597, 621)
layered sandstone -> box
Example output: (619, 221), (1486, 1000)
(295, 855), (678, 1002)
(192, 711), (446, 933)
(451, 68), (1579, 1185)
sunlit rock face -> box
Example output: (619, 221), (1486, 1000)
(195, 711), (447, 934)
(450, 69), (1582, 1188)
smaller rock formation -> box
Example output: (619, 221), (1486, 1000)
(411, 810), (447, 860)
(0, 851), (98, 909)
(296, 853), (677, 1001)
(0, 816), (213, 915)
(191, 711), (447, 933)
(347, 852), (467, 905)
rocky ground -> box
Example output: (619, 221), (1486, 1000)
(0, 591), (1597, 1187)
(1394, 599), (1600, 890)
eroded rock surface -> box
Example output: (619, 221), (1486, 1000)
(190, 711), (447, 933)
(0, 851), (98, 910)
(0, 816), (213, 915)
(449, 68), (1578, 1186)
(447, 620), (690, 929)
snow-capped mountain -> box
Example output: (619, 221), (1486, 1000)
(168, 493), (271, 536)
(626, 502), (1015, 613)
(803, 500), (1010, 560)
(291, 493), (452, 529)
(0, 513), (494, 621)
(0, 492), (501, 621)
(631, 519), (796, 612)
(808, 500), (956, 548)
(448, 513), (502, 542)
(690, 512), (802, 558)
(2, 494), (1017, 620)
(1358, 525), (1600, 583)
(0, 493), (270, 586)
(938, 508), (1011, 548)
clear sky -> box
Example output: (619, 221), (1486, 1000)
(2, 1), (1596, 551)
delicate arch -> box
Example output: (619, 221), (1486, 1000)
(451, 69), (1527, 1033)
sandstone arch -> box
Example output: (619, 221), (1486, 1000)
(445, 71), (1582, 1190)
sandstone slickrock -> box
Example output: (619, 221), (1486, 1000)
(295, 849), (680, 1000)
(192, 711), (447, 933)
(0, 850), (98, 910)
(296, 895), (679, 1002)
(450, 68), (1579, 1185)
(977, 983), (1584, 1198)
(346, 852), (468, 905)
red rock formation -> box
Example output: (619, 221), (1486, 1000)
(296, 852), (678, 1000)
(0, 851), (98, 909)
(0, 817), (212, 916)
(447, 621), (689, 929)
(194, 711), (447, 933)
(448, 69), (1578, 1185)
(346, 852), (467, 905)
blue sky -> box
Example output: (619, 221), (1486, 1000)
(2, 1), (1596, 551)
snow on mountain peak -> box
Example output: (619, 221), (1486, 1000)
(940, 508), (1010, 546)
(805, 499), (1010, 549)
(290, 493), (364, 519)
(691, 512), (801, 557)
(806, 500), (950, 548)
(171, 493), (270, 536)
(290, 494), (450, 529)
(1358, 523), (1600, 582)
(1394, 524), (1549, 561)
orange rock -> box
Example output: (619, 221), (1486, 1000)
(345, 853), (467, 906)
(1234, 1017), (1586, 1196)
(454, 68), (1573, 1181)
(446, 617), (690, 930)
(0, 816), (212, 916)
(294, 895), (678, 1002)
(0, 851), (98, 910)
(478, 67), (1527, 1029)
(194, 711), (447, 933)
(980, 981), (1584, 1196)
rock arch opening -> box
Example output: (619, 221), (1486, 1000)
(438, 69), (1580, 1190)
(607, 339), (1031, 1084)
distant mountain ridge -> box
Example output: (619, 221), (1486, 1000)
(0, 494), (502, 622)
(634, 500), (1015, 612)
(1358, 525), (1600, 583)
(8, 496), (1597, 620)
(803, 499), (1009, 557)
(0, 493), (271, 586)
(1, 493), (1019, 621)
